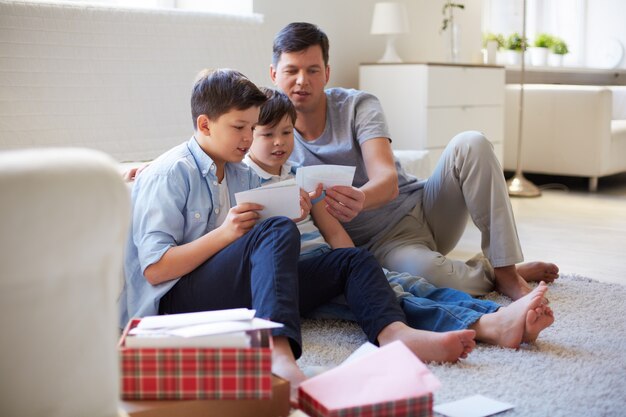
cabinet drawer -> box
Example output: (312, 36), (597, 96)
(427, 66), (504, 107)
(426, 106), (503, 148)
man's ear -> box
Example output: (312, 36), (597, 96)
(325, 65), (330, 85)
(197, 115), (211, 136)
(269, 64), (277, 84)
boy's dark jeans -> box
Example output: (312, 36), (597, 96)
(159, 217), (406, 358)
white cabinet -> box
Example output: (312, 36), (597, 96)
(359, 63), (505, 175)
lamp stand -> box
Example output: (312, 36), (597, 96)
(506, 0), (541, 197)
(378, 35), (403, 63)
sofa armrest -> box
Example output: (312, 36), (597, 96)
(504, 84), (613, 177)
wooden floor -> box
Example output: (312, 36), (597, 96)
(450, 172), (626, 285)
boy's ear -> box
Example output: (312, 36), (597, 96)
(196, 115), (211, 136)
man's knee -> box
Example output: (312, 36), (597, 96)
(450, 130), (493, 156)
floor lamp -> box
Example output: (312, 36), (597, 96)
(507, 0), (541, 197)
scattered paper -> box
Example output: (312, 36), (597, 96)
(295, 165), (356, 192)
(433, 395), (515, 417)
(135, 308), (255, 330)
(235, 180), (300, 220)
(341, 342), (379, 365)
(168, 317), (283, 337)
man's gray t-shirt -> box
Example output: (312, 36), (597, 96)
(288, 87), (424, 248)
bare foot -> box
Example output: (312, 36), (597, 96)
(494, 265), (533, 300)
(517, 262), (559, 283)
(271, 337), (306, 406)
(522, 304), (555, 343)
(378, 322), (476, 363)
(472, 282), (549, 348)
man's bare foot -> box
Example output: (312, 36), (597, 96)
(494, 265), (533, 300)
(271, 337), (306, 406)
(517, 262), (559, 283)
(378, 322), (476, 363)
(523, 304), (555, 343)
(471, 282), (549, 348)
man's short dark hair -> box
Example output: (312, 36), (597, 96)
(258, 88), (297, 128)
(191, 68), (267, 129)
(272, 22), (330, 66)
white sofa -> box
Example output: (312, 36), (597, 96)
(0, 148), (129, 417)
(504, 84), (626, 191)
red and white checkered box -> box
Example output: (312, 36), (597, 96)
(298, 389), (433, 417)
(119, 318), (272, 400)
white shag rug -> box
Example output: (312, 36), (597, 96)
(297, 274), (626, 417)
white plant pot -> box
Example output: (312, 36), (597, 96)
(483, 40), (498, 65)
(506, 50), (522, 66)
(548, 53), (565, 66)
(530, 47), (549, 66)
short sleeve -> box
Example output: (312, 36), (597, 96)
(353, 92), (391, 145)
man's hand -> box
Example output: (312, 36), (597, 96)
(292, 184), (323, 223)
(123, 163), (150, 182)
(324, 185), (365, 223)
(219, 203), (263, 242)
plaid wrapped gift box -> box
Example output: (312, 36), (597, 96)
(119, 318), (272, 400)
(298, 389), (433, 417)
(297, 341), (440, 417)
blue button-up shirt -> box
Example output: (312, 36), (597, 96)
(119, 137), (261, 327)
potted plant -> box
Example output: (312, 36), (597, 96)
(504, 32), (526, 66)
(530, 33), (553, 66)
(482, 32), (504, 65)
(441, 1), (465, 63)
(549, 37), (569, 66)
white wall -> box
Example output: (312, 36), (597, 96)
(254, 0), (484, 89)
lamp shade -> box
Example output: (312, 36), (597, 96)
(370, 2), (409, 35)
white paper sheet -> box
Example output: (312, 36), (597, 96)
(234, 181), (300, 220)
(433, 395), (515, 417)
(135, 308), (255, 330)
(295, 165), (356, 192)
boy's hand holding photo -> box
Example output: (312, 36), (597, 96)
(219, 202), (264, 241)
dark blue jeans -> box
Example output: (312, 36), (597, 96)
(159, 217), (406, 358)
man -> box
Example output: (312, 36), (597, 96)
(269, 22), (559, 300)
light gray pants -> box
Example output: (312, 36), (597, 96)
(371, 131), (524, 296)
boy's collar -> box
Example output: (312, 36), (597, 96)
(188, 136), (219, 177)
(244, 154), (292, 180)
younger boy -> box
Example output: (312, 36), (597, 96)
(246, 88), (555, 349)
(119, 69), (477, 401)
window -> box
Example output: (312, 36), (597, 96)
(19, 0), (254, 15)
(483, 0), (586, 67)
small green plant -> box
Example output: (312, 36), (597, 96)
(483, 32), (505, 49)
(505, 32), (527, 51)
(551, 37), (569, 55)
(533, 33), (554, 48)
(441, 1), (465, 32)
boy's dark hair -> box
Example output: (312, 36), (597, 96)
(272, 22), (330, 67)
(191, 68), (267, 129)
(258, 88), (297, 128)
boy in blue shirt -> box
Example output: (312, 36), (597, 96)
(119, 69), (476, 399)
(246, 88), (554, 350)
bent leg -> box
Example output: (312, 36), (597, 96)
(424, 131), (523, 266)
(298, 247), (406, 344)
(159, 216), (304, 356)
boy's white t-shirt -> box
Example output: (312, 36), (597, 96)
(214, 175), (231, 227)
(243, 155), (330, 257)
